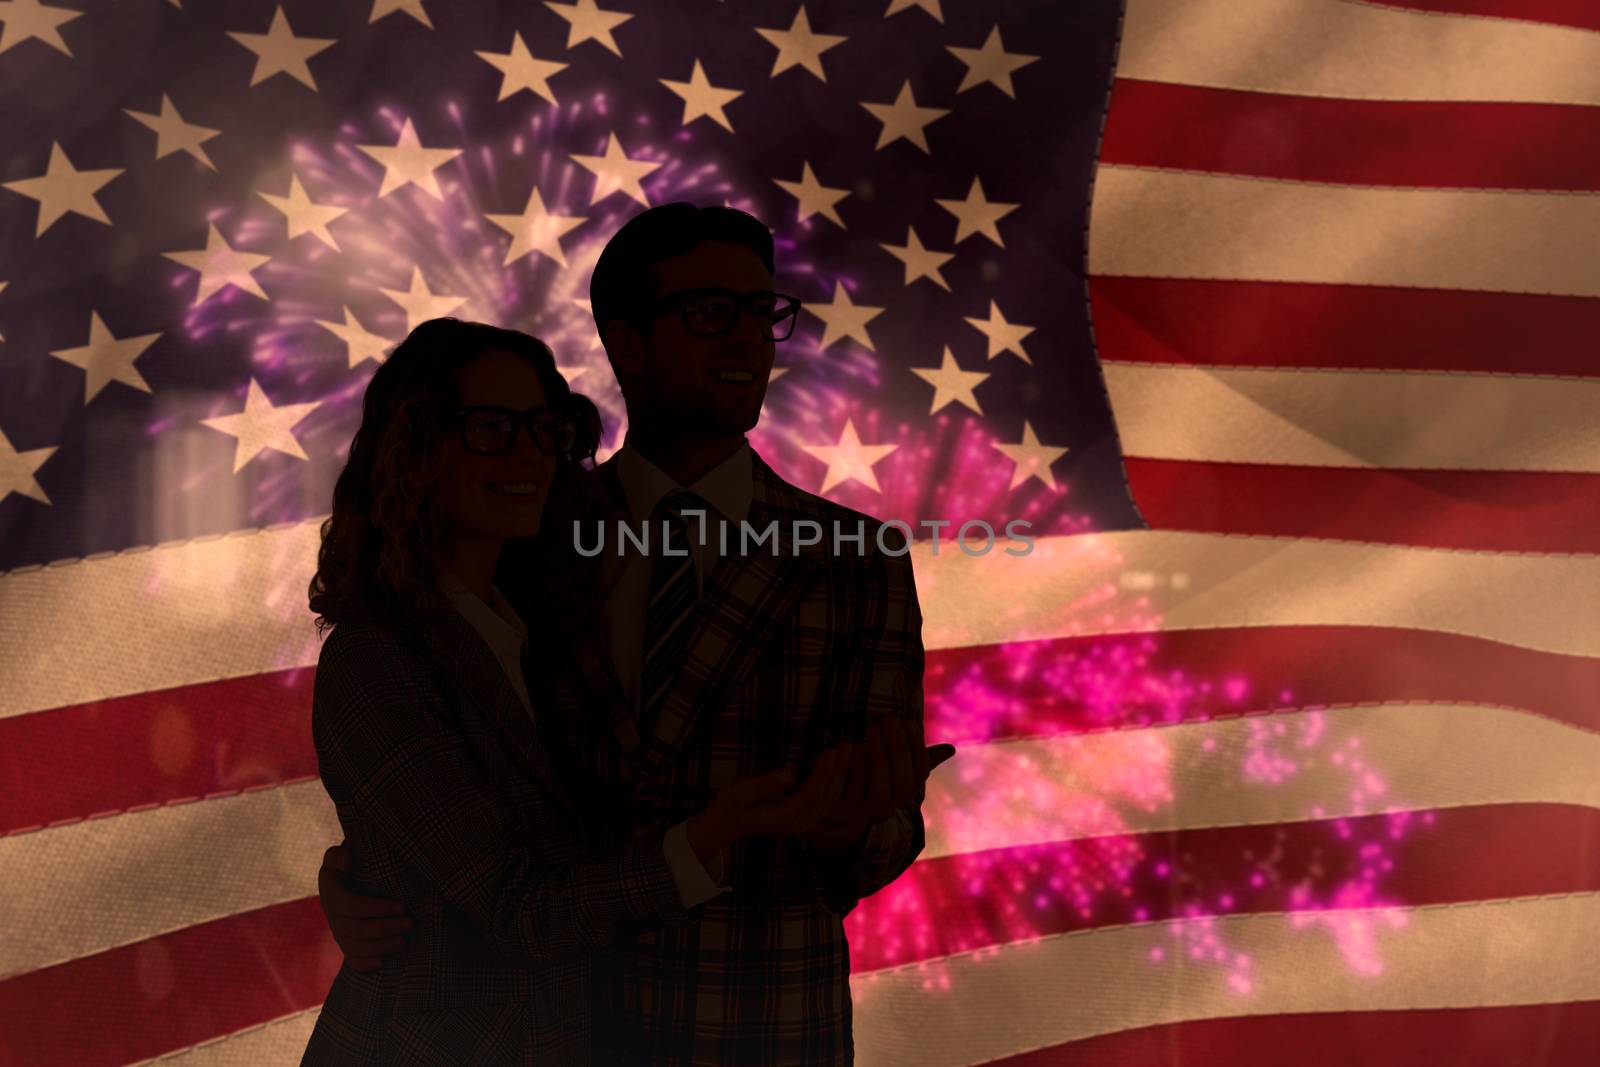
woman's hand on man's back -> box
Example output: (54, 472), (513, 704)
(317, 843), (412, 971)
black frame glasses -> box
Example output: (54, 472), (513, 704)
(451, 405), (580, 456)
(644, 288), (803, 341)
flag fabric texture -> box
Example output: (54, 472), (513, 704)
(1, 0), (1597, 1063)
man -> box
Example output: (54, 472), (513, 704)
(317, 203), (952, 1064)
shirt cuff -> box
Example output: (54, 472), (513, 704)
(663, 818), (733, 908)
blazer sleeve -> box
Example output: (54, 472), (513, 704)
(804, 544), (929, 918)
(311, 622), (689, 966)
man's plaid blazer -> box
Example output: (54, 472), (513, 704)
(301, 603), (696, 1066)
(524, 448), (929, 1066)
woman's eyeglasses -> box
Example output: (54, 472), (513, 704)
(451, 406), (580, 456)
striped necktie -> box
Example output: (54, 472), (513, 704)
(638, 489), (707, 739)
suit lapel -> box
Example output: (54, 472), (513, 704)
(578, 453), (824, 793)
(628, 453), (821, 788)
(577, 462), (643, 781)
(423, 611), (583, 826)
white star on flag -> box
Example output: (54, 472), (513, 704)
(124, 94), (221, 170)
(993, 420), (1069, 491)
(884, 0), (943, 22)
(2, 142), (122, 237)
(226, 6), (336, 90)
(476, 32), (568, 105)
(660, 59), (744, 132)
(0, 0), (80, 56)
(860, 79), (950, 153)
(964, 299), (1035, 364)
(543, 0), (632, 57)
(570, 133), (661, 208)
(484, 186), (588, 266)
(802, 418), (898, 494)
(369, 0), (432, 28)
(49, 311), (161, 403)
(911, 346), (988, 415)
(357, 118), (463, 200)
(880, 225), (954, 290)
(773, 162), (849, 228)
(935, 176), (1020, 247)
(380, 267), (470, 333)
(200, 379), (320, 473)
(0, 426), (56, 505)
(947, 26), (1040, 98)
(257, 175), (348, 251)
(805, 281), (885, 352)
(754, 5), (847, 82)
(163, 225), (272, 307)
(316, 307), (396, 368)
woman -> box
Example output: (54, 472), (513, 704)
(301, 317), (852, 1065)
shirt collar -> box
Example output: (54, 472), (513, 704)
(438, 569), (529, 657)
(615, 438), (753, 525)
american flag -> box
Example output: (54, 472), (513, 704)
(1, 0), (1596, 1063)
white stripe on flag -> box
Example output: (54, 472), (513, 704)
(1119, 0), (1600, 105)
(1, 781), (338, 978)
(127, 1009), (321, 1067)
(1089, 165), (1600, 297)
(919, 703), (1600, 859)
(8, 701), (1596, 974)
(7, 527), (1598, 718)
(1102, 362), (1600, 472)
(912, 531), (1600, 657)
(1, 519), (325, 719)
(850, 892), (1600, 1064)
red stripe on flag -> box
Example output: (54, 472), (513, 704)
(8, 626), (1597, 839)
(847, 804), (1600, 971)
(1122, 458), (1600, 554)
(925, 628), (1600, 742)
(0, 669), (316, 838)
(4, 806), (1593, 1062)
(1100, 78), (1600, 191)
(1365, 0), (1600, 33)
(1089, 276), (1600, 378)
(0, 899), (338, 1067)
(992, 1001), (1600, 1067)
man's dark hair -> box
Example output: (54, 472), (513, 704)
(588, 202), (775, 367)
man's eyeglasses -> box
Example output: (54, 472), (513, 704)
(451, 406), (580, 456)
(645, 288), (803, 341)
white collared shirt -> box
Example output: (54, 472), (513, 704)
(439, 569), (727, 906)
(439, 570), (534, 714)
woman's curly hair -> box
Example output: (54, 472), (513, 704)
(308, 317), (606, 647)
